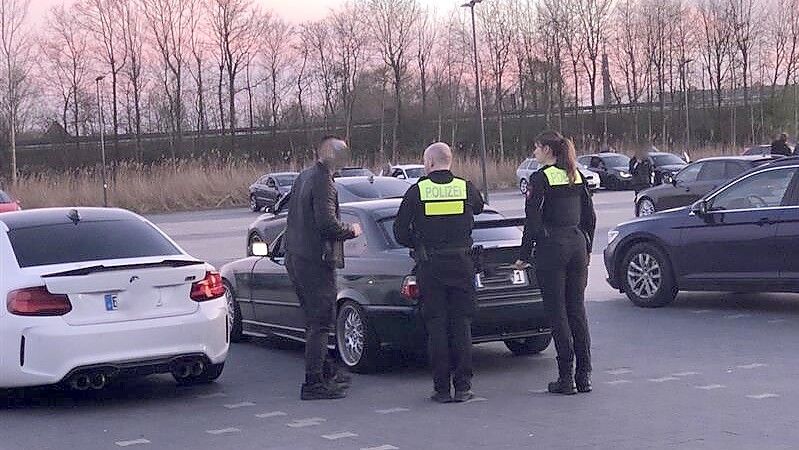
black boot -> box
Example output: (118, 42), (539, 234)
(548, 359), (577, 395)
(323, 360), (352, 389)
(575, 371), (592, 393)
(301, 374), (346, 401)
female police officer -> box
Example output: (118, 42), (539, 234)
(514, 130), (596, 395)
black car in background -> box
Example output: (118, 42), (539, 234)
(605, 157), (799, 308)
(634, 155), (780, 216)
(222, 200), (551, 372)
(246, 176), (411, 254)
(578, 153), (633, 190)
(248, 172), (298, 212)
(648, 151), (687, 184)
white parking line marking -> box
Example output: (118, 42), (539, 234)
(648, 377), (679, 383)
(768, 319), (787, 324)
(376, 408), (410, 414)
(606, 368), (632, 375)
(737, 363), (768, 369)
(605, 380), (631, 385)
(256, 411), (288, 418)
(206, 428), (241, 435)
(696, 384), (726, 390)
(529, 389), (549, 394)
(196, 392), (227, 399)
(747, 393), (779, 399)
(322, 432), (359, 440)
(724, 314), (751, 319)
(690, 310), (711, 314)
(361, 446), (399, 450)
(115, 439), (150, 447)
(672, 372), (700, 377)
(224, 402), (256, 409)
(464, 396), (487, 403)
(287, 418), (326, 428)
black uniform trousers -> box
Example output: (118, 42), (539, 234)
(534, 228), (592, 376)
(286, 254), (338, 381)
(417, 254), (476, 394)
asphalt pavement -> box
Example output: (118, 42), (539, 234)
(3, 189), (799, 450)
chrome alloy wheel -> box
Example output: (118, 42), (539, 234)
(627, 252), (662, 299)
(338, 305), (365, 366)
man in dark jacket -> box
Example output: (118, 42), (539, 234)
(629, 146), (653, 194)
(393, 142), (484, 403)
(771, 133), (793, 157)
(285, 136), (362, 400)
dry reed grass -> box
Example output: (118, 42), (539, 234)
(6, 146), (726, 213)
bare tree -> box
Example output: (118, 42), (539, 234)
(0, 0), (31, 185)
(41, 5), (89, 153)
(480, 0), (514, 159)
(305, 20), (336, 131)
(120, 0), (146, 160)
(261, 15), (293, 136)
(208, 0), (261, 137)
(141, 0), (195, 156)
(699, 0), (734, 143)
(415, 6), (436, 134)
(575, 0), (613, 132)
(612, 0), (647, 142)
(367, 0), (419, 160)
(729, 0), (758, 143)
(76, 0), (127, 156)
(332, 1), (368, 142)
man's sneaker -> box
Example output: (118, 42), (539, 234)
(575, 372), (592, 393)
(301, 382), (346, 401)
(453, 390), (475, 403)
(430, 391), (453, 403)
(547, 378), (578, 395)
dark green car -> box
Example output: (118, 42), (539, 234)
(221, 199), (551, 372)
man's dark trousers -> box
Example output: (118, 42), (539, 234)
(417, 254), (476, 394)
(286, 254), (337, 380)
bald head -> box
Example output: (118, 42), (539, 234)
(423, 142), (453, 174)
(317, 136), (350, 170)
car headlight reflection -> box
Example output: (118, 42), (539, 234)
(620, 171), (631, 178)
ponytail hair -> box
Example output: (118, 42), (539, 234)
(533, 130), (579, 185)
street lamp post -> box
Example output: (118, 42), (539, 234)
(95, 75), (108, 207)
(462, 0), (489, 204)
(681, 59), (694, 157)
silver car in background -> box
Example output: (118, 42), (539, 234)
(516, 158), (601, 195)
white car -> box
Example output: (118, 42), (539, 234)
(0, 208), (229, 389)
(516, 158), (601, 194)
(384, 164), (426, 184)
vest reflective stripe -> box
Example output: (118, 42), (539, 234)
(424, 200), (464, 216)
(418, 178), (467, 216)
(543, 166), (582, 186)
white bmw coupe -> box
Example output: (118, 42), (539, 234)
(0, 208), (229, 389)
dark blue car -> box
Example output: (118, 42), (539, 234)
(605, 157), (799, 307)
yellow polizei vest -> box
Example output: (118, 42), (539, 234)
(418, 178), (467, 216)
(543, 166), (582, 186)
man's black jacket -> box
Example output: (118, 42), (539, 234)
(285, 161), (355, 268)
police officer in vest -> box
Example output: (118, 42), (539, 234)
(394, 142), (485, 403)
(513, 130), (596, 395)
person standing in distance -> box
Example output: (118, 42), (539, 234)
(393, 142), (485, 403)
(629, 144), (653, 194)
(513, 131), (597, 395)
(285, 135), (363, 401)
